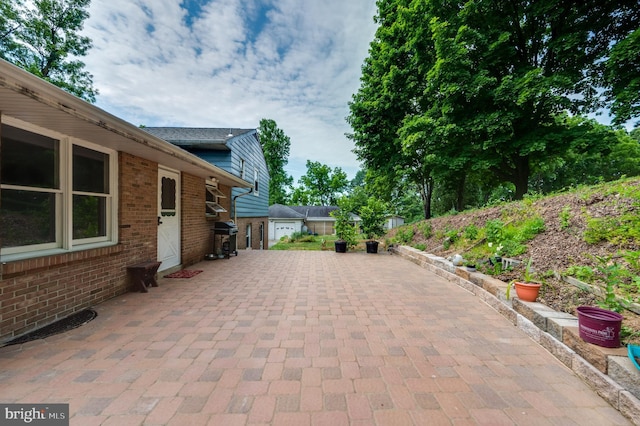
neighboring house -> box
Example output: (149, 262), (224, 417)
(0, 59), (250, 342)
(288, 206), (340, 236)
(144, 127), (269, 250)
(268, 205), (342, 246)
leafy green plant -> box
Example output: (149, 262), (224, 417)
(584, 213), (640, 245)
(485, 219), (503, 243)
(463, 224), (479, 241)
(522, 257), (537, 283)
(331, 197), (358, 248)
(393, 226), (415, 245)
(359, 197), (388, 240)
(593, 255), (628, 312)
(416, 221), (433, 239)
(564, 265), (595, 282)
(413, 243), (426, 251)
(559, 206), (572, 230)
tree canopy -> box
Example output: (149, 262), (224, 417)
(292, 161), (349, 206)
(0, 0), (97, 102)
(348, 0), (640, 220)
(257, 118), (293, 205)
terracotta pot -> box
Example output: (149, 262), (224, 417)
(577, 306), (623, 348)
(514, 281), (541, 302)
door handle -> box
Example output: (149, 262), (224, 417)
(158, 216), (163, 225)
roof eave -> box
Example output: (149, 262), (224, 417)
(0, 59), (250, 188)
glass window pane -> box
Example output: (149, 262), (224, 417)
(0, 189), (56, 248)
(161, 177), (176, 210)
(1, 124), (59, 189)
(73, 145), (108, 194)
(73, 195), (107, 239)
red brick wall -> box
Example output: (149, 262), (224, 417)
(181, 173), (211, 266)
(234, 217), (269, 250)
(0, 152), (158, 342)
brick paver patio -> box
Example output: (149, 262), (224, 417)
(0, 250), (631, 425)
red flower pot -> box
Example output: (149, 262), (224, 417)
(514, 281), (541, 302)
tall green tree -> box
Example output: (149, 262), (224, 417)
(294, 161), (349, 206)
(0, 0), (97, 102)
(348, 0), (438, 218)
(605, 28), (640, 125)
(257, 118), (293, 205)
(349, 0), (640, 216)
(0, 0), (22, 58)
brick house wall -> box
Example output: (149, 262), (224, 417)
(0, 153), (219, 343)
(234, 217), (269, 250)
(180, 178), (234, 265)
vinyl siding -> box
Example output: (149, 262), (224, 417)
(189, 133), (268, 218)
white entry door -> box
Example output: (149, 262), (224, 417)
(157, 167), (181, 271)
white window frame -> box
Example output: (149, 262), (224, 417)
(253, 168), (259, 196)
(239, 158), (246, 180)
(0, 116), (118, 260)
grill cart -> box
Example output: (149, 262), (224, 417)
(213, 221), (238, 258)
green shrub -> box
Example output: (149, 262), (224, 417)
(463, 224), (479, 241)
(394, 226), (415, 245)
(416, 221), (433, 239)
(559, 206), (572, 230)
(485, 219), (503, 243)
(413, 243), (426, 251)
(564, 265), (595, 282)
(584, 214), (640, 245)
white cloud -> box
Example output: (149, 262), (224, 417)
(81, 0), (378, 181)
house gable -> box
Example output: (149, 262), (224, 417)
(144, 127), (269, 219)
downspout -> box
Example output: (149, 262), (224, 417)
(232, 188), (253, 226)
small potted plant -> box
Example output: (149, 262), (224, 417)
(359, 197), (388, 254)
(506, 258), (541, 302)
(331, 197), (358, 253)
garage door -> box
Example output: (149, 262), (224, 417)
(275, 222), (296, 240)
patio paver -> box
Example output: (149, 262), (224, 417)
(0, 250), (632, 425)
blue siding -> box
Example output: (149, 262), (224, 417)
(189, 132), (269, 218)
(228, 133), (269, 218)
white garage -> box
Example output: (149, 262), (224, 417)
(274, 221), (299, 240)
(268, 204), (306, 246)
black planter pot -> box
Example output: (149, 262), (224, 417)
(365, 240), (379, 254)
(335, 240), (347, 253)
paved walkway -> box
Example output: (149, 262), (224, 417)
(0, 251), (631, 425)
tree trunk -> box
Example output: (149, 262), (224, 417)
(419, 177), (434, 219)
(455, 174), (466, 212)
(513, 156), (530, 200)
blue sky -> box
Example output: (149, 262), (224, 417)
(81, 0), (378, 182)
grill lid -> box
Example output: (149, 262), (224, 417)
(213, 221), (238, 234)
(214, 221), (237, 230)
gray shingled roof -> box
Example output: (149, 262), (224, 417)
(288, 206), (338, 218)
(268, 204), (306, 219)
(143, 127), (255, 149)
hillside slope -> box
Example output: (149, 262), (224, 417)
(387, 177), (640, 341)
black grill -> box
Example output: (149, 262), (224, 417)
(212, 221), (238, 258)
(213, 221), (238, 235)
